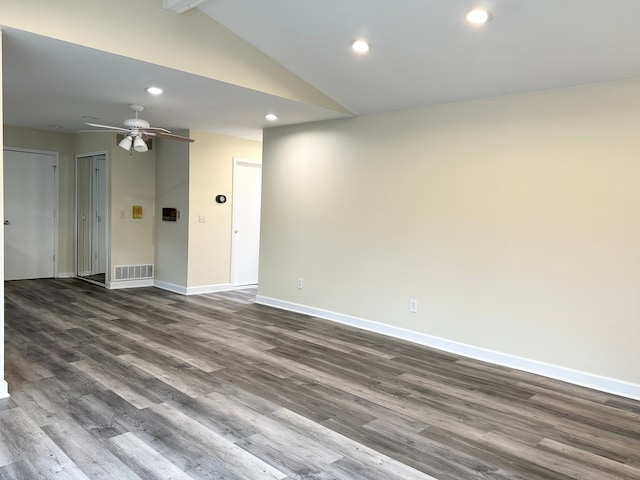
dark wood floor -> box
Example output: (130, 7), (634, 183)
(1, 279), (639, 479)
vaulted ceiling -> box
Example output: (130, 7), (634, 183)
(3, 0), (640, 141)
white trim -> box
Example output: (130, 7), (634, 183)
(107, 279), (154, 289)
(154, 280), (188, 295)
(75, 151), (110, 284)
(56, 272), (76, 279)
(0, 380), (9, 399)
(154, 280), (234, 295)
(186, 283), (234, 295)
(154, 281), (255, 295)
(255, 296), (640, 401)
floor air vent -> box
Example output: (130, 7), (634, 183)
(114, 264), (154, 281)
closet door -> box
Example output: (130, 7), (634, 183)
(4, 149), (57, 280)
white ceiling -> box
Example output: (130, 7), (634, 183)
(4, 0), (640, 141)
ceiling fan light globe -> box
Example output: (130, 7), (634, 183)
(118, 135), (133, 151)
(133, 136), (148, 152)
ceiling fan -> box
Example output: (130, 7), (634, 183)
(84, 104), (194, 152)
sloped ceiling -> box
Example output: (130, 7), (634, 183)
(3, 0), (640, 141)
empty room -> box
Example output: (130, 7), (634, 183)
(0, 1), (639, 479)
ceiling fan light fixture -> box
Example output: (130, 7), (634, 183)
(133, 136), (148, 153)
(118, 135), (133, 151)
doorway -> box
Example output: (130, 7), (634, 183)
(3, 149), (58, 280)
(76, 153), (108, 285)
(231, 158), (262, 287)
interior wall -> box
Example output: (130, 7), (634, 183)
(155, 137), (190, 289)
(0, 0), (347, 114)
(187, 130), (261, 289)
(109, 138), (155, 276)
(1, 129), (157, 283)
(4, 125), (76, 276)
(259, 78), (640, 389)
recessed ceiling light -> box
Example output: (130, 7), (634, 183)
(265, 113), (278, 121)
(146, 86), (163, 95)
(466, 8), (491, 25)
(350, 39), (370, 54)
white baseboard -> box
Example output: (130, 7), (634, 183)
(107, 279), (154, 289)
(255, 296), (640, 401)
(56, 272), (76, 279)
(154, 280), (234, 295)
(186, 283), (233, 295)
(154, 280), (188, 295)
(0, 379), (9, 399)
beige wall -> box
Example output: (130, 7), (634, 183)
(0, 0), (347, 114)
(155, 137), (190, 287)
(110, 139), (156, 272)
(187, 131), (261, 288)
(3, 129), (157, 283)
(155, 130), (262, 292)
(1, 125), (259, 291)
(259, 78), (640, 387)
(4, 125), (76, 275)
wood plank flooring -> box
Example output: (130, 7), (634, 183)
(1, 278), (639, 479)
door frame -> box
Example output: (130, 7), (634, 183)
(75, 151), (110, 285)
(90, 155), (107, 275)
(3, 147), (59, 277)
(230, 157), (262, 287)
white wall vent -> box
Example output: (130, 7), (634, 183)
(114, 264), (154, 281)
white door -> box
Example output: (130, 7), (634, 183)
(231, 159), (262, 286)
(4, 149), (57, 280)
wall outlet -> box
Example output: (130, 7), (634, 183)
(409, 299), (418, 313)
(297, 277), (304, 289)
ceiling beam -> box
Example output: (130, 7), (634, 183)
(163, 0), (209, 14)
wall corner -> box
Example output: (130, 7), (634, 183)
(0, 380), (8, 399)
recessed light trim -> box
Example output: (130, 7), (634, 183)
(146, 86), (163, 95)
(465, 8), (491, 25)
(350, 39), (370, 54)
(265, 113), (278, 121)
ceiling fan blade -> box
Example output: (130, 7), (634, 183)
(84, 122), (130, 133)
(79, 129), (122, 133)
(153, 131), (195, 142)
(143, 126), (173, 134)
